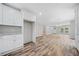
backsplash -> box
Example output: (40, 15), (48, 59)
(0, 25), (22, 35)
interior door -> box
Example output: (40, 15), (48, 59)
(24, 20), (33, 44)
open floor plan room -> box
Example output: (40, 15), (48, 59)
(0, 3), (79, 56)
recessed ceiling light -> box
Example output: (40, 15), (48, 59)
(39, 12), (42, 15)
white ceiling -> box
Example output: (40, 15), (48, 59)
(9, 3), (76, 25)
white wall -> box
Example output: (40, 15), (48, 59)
(70, 20), (75, 39)
(72, 5), (79, 50)
(22, 10), (37, 43)
(22, 10), (36, 22)
(36, 23), (44, 37)
(75, 5), (79, 50)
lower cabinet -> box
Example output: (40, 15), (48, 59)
(0, 37), (5, 53)
(0, 35), (23, 55)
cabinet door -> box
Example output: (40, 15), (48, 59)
(7, 35), (23, 49)
(0, 36), (13, 53)
(0, 35), (23, 54)
(0, 37), (4, 53)
(0, 4), (3, 24)
(12, 35), (23, 48)
(3, 5), (16, 25)
(3, 5), (22, 26)
(14, 11), (23, 26)
(0, 36), (14, 53)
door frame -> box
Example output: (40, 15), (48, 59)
(22, 19), (36, 45)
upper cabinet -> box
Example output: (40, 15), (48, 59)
(13, 10), (23, 26)
(0, 4), (23, 26)
(0, 4), (3, 24)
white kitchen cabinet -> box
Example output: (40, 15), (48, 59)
(0, 36), (12, 53)
(3, 5), (22, 26)
(14, 10), (23, 26)
(0, 35), (23, 54)
(1, 36), (13, 53)
(13, 35), (23, 48)
(0, 4), (3, 24)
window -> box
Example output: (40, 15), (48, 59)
(65, 28), (68, 30)
(65, 31), (69, 33)
(61, 28), (64, 32)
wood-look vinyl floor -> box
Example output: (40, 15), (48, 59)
(4, 35), (79, 56)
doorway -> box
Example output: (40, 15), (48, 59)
(24, 20), (33, 44)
